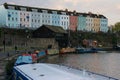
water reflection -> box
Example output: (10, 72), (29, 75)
(39, 52), (120, 79)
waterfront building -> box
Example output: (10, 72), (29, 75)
(99, 15), (108, 32)
(32, 25), (68, 48)
(51, 10), (60, 27)
(0, 3), (108, 32)
(77, 13), (86, 31)
(69, 11), (78, 31)
(92, 14), (100, 32)
(20, 9), (31, 28)
(86, 13), (94, 32)
(59, 11), (69, 30)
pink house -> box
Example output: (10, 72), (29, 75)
(69, 15), (78, 31)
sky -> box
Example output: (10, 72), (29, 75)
(0, 0), (120, 26)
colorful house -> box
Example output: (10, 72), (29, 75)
(69, 12), (78, 31)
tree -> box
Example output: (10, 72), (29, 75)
(0, 28), (2, 37)
(112, 22), (120, 32)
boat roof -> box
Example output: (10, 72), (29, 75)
(13, 63), (118, 80)
(15, 56), (32, 66)
(14, 63), (94, 80)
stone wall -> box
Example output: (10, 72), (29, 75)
(0, 33), (59, 49)
(27, 38), (59, 49)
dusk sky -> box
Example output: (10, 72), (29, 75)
(0, 0), (120, 26)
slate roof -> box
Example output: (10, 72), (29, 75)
(3, 3), (107, 18)
(40, 25), (67, 34)
(44, 25), (67, 34)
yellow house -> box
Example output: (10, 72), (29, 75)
(93, 15), (100, 32)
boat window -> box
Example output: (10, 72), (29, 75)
(18, 76), (23, 80)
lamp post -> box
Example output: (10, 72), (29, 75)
(3, 31), (7, 53)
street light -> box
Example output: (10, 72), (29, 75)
(3, 31), (7, 53)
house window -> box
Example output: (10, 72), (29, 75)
(24, 18), (25, 21)
(16, 18), (17, 21)
(38, 20), (40, 23)
(35, 19), (37, 22)
(8, 24), (10, 27)
(20, 18), (22, 21)
(8, 17), (10, 21)
(48, 20), (50, 23)
(12, 18), (14, 21)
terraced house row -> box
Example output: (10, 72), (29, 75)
(0, 3), (108, 32)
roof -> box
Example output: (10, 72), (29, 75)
(15, 56), (32, 66)
(41, 25), (67, 34)
(14, 63), (118, 80)
(3, 3), (107, 18)
(14, 63), (92, 80)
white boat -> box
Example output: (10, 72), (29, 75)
(13, 63), (118, 80)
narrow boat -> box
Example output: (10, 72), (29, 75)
(76, 47), (97, 53)
(14, 55), (33, 66)
(13, 63), (118, 80)
(60, 47), (75, 54)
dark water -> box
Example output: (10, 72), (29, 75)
(41, 51), (120, 79)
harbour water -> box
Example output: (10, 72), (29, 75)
(42, 51), (120, 79)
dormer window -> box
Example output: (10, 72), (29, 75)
(8, 6), (15, 10)
(71, 14), (73, 16)
(32, 9), (38, 12)
(52, 11), (57, 14)
(42, 10), (48, 13)
(61, 12), (66, 15)
(20, 7), (26, 11)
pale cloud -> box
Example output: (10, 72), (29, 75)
(117, 5), (120, 10)
(83, 0), (95, 3)
(64, 0), (79, 5)
(6, 2), (16, 4)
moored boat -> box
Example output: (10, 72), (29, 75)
(13, 63), (118, 80)
(76, 47), (97, 53)
(14, 55), (33, 66)
(47, 49), (59, 55)
(60, 47), (75, 54)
